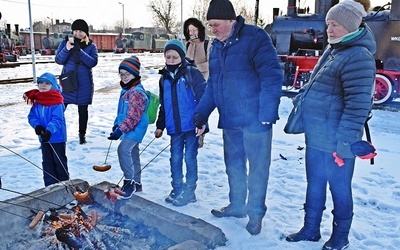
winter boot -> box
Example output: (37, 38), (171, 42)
(165, 182), (183, 203)
(79, 134), (87, 144)
(286, 204), (325, 242)
(120, 179), (135, 199)
(322, 214), (353, 250)
(135, 182), (143, 192)
(172, 184), (197, 206)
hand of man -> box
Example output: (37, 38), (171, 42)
(108, 128), (122, 140)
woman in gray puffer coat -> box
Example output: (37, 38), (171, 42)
(285, 1), (376, 250)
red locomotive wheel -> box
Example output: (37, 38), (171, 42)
(374, 74), (393, 104)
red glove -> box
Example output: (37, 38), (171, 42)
(333, 152), (345, 167)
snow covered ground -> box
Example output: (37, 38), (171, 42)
(0, 53), (399, 249)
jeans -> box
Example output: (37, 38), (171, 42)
(169, 131), (199, 187)
(65, 104), (88, 135)
(117, 138), (141, 182)
(41, 142), (69, 186)
(223, 126), (272, 218)
(305, 147), (355, 219)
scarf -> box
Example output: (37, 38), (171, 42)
(23, 89), (64, 106)
(120, 77), (141, 90)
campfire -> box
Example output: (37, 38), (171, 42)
(0, 179), (227, 249)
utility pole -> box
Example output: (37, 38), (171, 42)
(118, 2), (125, 34)
(254, 0), (259, 25)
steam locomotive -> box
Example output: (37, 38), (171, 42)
(268, 0), (400, 104)
(0, 23), (27, 62)
(114, 32), (174, 53)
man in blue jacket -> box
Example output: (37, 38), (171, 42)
(193, 0), (283, 235)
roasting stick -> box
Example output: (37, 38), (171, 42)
(0, 144), (83, 198)
(0, 200), (45, 229)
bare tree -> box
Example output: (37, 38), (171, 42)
(147, 0), (177, 34)
(192, 0), (209, 23)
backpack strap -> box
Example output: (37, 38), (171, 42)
(204, 40), (209, 58)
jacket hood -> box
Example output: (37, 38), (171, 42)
(183, 18), (206, 41)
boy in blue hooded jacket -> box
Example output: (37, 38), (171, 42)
(24, 72), (69, 187)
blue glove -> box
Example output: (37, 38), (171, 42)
(108, 128), (122, 140)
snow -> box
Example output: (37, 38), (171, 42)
(1, 53), (400, 250)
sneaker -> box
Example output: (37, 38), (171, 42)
(246, 217), (263, 235)
(135, 182), (143, 192)
(120, 180), (135, 199)
(211, 206), (246, 218)
(172, 190), (196, 207)
(165, 189), (182, 203)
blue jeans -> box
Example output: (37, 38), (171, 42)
(223, 126), (272, 218)
(117, 138), (141, 182)
(169, 131), (199, 187)
(41, 142), (69, 186)
(305, 147), (355, 219)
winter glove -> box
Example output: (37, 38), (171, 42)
(71, 39), (80, 51)
(108, 128), (122, 140)
(193, 112), (207, 129)
(350, 141), (377, 159)
(35, 125), (45, 135)
(41, 130), (52, 142)
(112, 124), (119, 132)
(333, 152), (345, 167)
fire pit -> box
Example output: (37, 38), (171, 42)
(0, 179), (226, 249)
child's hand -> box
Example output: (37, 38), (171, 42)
(35, 125), (45, 135)
(154, 129), (163, 138)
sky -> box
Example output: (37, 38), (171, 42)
(0, 53), (399, 249)
(0, 0), (392, 30)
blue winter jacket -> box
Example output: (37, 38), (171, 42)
(156, 60), (207, 135)
(194, 16), (282, 130)
(302, 23), (376, 154)
(55, 39), (98, 105)
(113, 83), (149, 143)
(28, 103), (67, 143)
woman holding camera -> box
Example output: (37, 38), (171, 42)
(55, 19), (98, 144)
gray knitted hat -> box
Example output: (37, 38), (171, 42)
(326, 0), (368, 32)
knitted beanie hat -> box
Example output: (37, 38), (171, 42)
(326, 0), (369, 32)
(38, 72), (60, 91)
(207, 0), (236, 20)
(164, 39), (186, 61)
(71, 19), (89, 36)
(119, 56), (141, 78)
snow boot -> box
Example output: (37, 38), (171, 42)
(79, 134), (86, 144)
(119, 179), (135, 199)
(172, 184), (197, 206)
(286, 204), (325, 242)
(165, 182), (183, 203)
(322, 214), (353, 250)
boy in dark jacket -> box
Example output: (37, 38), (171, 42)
(154, 39), (207, 206)
(24, 72), (69, 187)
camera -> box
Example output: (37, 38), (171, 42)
(68, 35), (74, 44)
